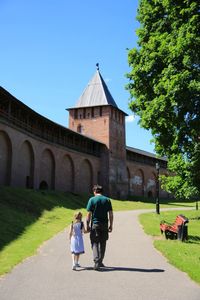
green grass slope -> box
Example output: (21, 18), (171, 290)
(0, 187), (89, 275)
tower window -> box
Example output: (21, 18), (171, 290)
(77, 124), (83, 133)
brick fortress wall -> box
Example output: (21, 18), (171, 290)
(0, 86), (169, 199)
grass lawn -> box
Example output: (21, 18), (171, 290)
(139, 210), (200, 284)
(0, 187), (89, 275)
(111, 195), (195, 211)
(0, 186), (198, 278)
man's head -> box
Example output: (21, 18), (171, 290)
(93, 184), (103, 194)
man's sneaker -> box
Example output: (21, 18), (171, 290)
(93, 263), (100, 271)
(99, 262), (105, 267)
(72, 265), (76, 270)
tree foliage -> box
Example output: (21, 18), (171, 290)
(160, 154), (198, 199)
(126, 0), (200, 198)
(190, 142), (200, 194)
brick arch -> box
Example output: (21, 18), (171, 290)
(60, 154), (75, 192)
(0, 130), (12, 185)
(17, 140), (34, 188)
(39, 149), (55, 190)
(147, 172), (156, 198)
(78, 159), (93, 194)
(132, 169), (144, 196)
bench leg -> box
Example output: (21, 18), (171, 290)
(165, 230), (177, 240)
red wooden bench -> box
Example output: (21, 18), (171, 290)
(160, 214), (189, 241)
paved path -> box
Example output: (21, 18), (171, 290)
(0, 209), (200, 300)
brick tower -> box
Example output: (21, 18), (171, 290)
(67, 65), (128, 198)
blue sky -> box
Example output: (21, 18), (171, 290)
(0, 0), (155, 153)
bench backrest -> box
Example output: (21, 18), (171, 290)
(174, 214), (189, 226)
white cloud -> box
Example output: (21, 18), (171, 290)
(125, 115), (135, 123)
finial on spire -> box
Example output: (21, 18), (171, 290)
(96, 63), (99, 71)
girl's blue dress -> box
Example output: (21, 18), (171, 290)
(70, 222), (85, 254)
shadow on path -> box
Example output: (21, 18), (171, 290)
(77, 266), (165, 273)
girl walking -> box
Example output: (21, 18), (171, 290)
(69, 211), (87, 270)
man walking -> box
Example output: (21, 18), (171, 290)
(86, 185), (113, 270)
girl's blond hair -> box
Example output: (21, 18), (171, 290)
(73, 211), (82, 222)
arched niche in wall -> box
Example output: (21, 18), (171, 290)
(78, 159), (93, 194)
(132, 169), (144, 196)
(17, 140), (34, 188)
(60, 154), (75, 192)
(39, 180), (48, 190)
(39, 149), (55, 190)
(0, 130), (12, 185)
(147, 172), (156, 198)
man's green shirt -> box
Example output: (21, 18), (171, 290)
(86, 195), (112, 224)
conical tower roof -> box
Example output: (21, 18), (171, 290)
(74, 66), (118, 108)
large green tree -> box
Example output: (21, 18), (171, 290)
(127, 0), (200, 198)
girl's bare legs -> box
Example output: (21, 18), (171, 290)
(75, 254), (80, 266)
(72, 254), (76, 269)
(72, 254), (80, 269)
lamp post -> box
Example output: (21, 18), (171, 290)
(156, 162), (160, 214)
